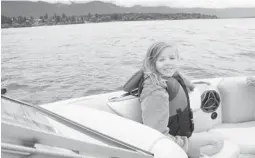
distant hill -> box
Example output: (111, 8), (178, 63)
(2, 1), (255, 18)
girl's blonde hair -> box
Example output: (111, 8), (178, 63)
(142, 41), (179, 85)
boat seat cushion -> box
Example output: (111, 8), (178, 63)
(210, 140), (240, 158)
(210, 121), (255, 154)
(108, 94), (143, 123)
(239, 154), (255, 158)
(218, 77), (255, 123)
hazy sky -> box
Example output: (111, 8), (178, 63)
(28, 0), (255, 8)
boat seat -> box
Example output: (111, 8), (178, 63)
(108, 94), (143, 123)
(210, 140), (240, 158)
(209, 122), (255, 155)
(215, 77), (255, 155)
(239, 154), (255, 158)
(196, 77), (255, 157)
(189, 76), (255, 158)
(218, 77), (255, 124)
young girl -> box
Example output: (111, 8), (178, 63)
(139, 41), (224, 158)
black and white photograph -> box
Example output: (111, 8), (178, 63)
(1, 0), (255, 158)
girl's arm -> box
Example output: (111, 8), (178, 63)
(247, 76), (255, 87)
(140, 89), (189, 152)
(140, 89), (170, 135)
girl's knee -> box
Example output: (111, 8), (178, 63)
(213, 138), (224, 149)
(210, 133), (224, 150)
(212, 138), (224, 153)
(201, 138), (224, 156)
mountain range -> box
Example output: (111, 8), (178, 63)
(2, 1), (255, 18)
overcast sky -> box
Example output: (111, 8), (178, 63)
(27, 0), (255, 8)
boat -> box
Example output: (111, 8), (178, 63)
(1, 76), (255, 158)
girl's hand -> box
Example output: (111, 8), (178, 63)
(177, 71), (195, 92)
(188, 83), (195, 92)
(175, 136), (189, 152)
(246, 76), (255, 86)
(181, 136), (189, 152)
(175, 135), (184, 146)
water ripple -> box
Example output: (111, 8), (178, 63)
(2, 18), (255, 105)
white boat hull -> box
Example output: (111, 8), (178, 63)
(2, 76), (255, 158)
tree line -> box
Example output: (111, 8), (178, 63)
(1, 13), (218, 28)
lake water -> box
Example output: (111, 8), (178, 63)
(2, 18), (255, 105)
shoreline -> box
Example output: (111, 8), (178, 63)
(2, 18), (219, 29)
(1, 12), (218, 29)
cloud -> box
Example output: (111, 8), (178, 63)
(18, 0), (255, 8)
(115, 0), (255, 8)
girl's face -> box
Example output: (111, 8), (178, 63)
(155, 47), (178, 77)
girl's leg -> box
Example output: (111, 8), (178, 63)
(187, 132), (224, 158)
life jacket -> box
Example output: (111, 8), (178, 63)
(123, 70), (194, 138)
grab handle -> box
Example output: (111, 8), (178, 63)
(192, 81), (210, 85)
